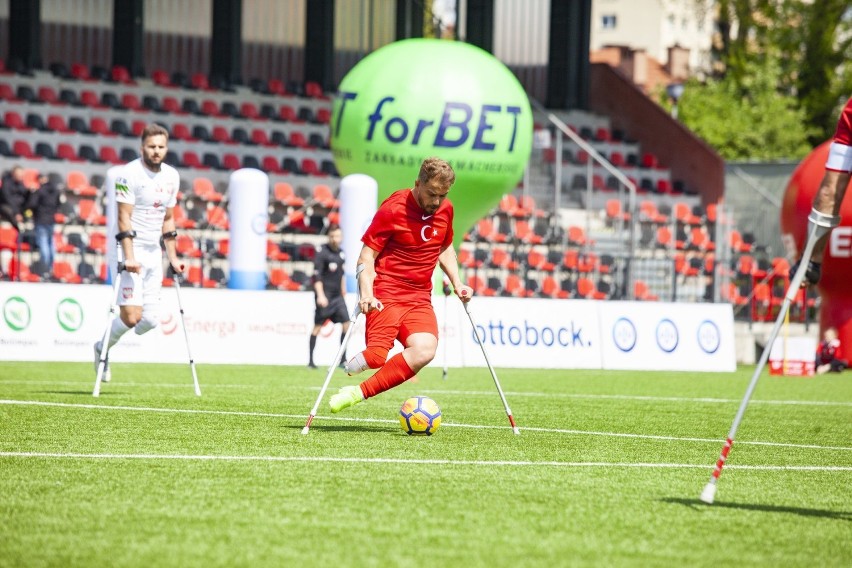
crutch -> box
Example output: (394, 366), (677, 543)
(301, 265), (366, 435)
(699, 209), (838, 504)
(463, 300), (520, 435)
(93, 262), (125, 397)
(173, 271), (202, 396)
(442, 279), (451, 380)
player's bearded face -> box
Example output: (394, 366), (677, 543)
(414, 178), (451, 214)
(141, 135), (168, 170)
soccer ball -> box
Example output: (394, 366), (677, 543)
(399, 396), (442, 436)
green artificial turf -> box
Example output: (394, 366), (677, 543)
(0, 362), (850, 567)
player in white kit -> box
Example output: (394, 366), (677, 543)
(94, 124), (184, 381)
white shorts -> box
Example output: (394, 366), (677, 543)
(826, 141), (852, 173)
(118, 243), (163, 307)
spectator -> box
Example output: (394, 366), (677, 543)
(816, 327), (848, 374)
(0, 165), (27, 231)
(26, 174), (62, 277)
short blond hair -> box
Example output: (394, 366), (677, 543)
(418, 157), (455, 186)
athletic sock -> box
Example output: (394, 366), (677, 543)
(359, 353), (415, 399)
(308, 334), (317, 365)
(108, 318), (131, 348)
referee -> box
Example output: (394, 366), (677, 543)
(308, 225), (350, 369)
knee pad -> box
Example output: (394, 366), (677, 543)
(134, 308), (160, 335)
(362, 346), (389, 369)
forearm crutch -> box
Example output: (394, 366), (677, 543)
(700, 209), (838, 504)
(93, 262), (125, 397)
(173, 272), (202, 396)
(463, 301), (520, 435)
(302, 265), (365, 435)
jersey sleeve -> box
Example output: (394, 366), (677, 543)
(113, 171), (135, 206)
(441, 202), (455, 249)
(361, 201), (395, 252)
(166, 168), (179, 208)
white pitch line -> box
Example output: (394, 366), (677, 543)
(1, 451), (851, 471)
(2, 399), (851, 452)
(4, 379), (852, 407)
(412, 389), (852, 408)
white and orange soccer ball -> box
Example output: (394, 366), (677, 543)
(399, 396), (442, 436)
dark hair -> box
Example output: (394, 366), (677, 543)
(327, 224), (341, 233)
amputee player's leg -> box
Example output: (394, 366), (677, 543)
(357, 304), (438, 398)
(134, 246), (164, 336)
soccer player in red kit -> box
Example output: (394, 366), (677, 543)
(793, 96), (852, 285)
(329, 157), (473, 413)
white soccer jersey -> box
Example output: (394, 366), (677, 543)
(114, 159), (180, 246)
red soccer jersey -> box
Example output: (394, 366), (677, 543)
(833, 97), (852, 146)
(362, 188), (454, 304)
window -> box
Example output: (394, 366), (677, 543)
(602, 14), (617, 29)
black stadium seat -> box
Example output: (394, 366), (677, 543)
(120, 147), (138, 162)
(26, 113), (48, 131)
(192, 125), (211, 142)
(79, 144), (101, 162)
(182, 98), (201, 115)
(69, 116), (89, 134)
(35, 142), (56, 159)
(110, 118), (131, 137)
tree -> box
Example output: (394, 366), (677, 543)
(712, 0), (851, 145)
(677, 59), (815, 161)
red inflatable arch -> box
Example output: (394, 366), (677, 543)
(780, 141), (852, 349)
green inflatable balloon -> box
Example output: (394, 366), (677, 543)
(331, 39), (533, 249)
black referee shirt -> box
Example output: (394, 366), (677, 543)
(313, 244), (345, 297)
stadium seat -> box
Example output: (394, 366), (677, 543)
(182, 151), (205, 169)
(109, 118), (132, 137)
(211, 125), (232, 144)
(261, 155), (282, 174)
(222, 153), (242, 170)
(37, 86), (60, 105)
(4, 111), (29, 130)
(12, 140), (37, 159)
(25, 113), (48, 131)
(101, 91), (122, 109)
(240, 102), (260, 120)
(221, 101), (240, 118)
(47, 114), (73, 133)
(315, 108), (331, 124)
(278, 104), (298, 122)
(80, 90), (104, 109)
(634, 280), (659, 301)
(251, 129), (274, 146)
(86, 231), (108, 254)
(57, 143), (84, 162)
(99, 146), (122, 164)
(117, 93), (140, 111)
(301, 158), (323, 177)
(35, 142), (56, 160)
(66, 116), (88, 134)
(66, 170), (97, 195)
(90, 117), (113, 136)
(231, 127), (250, 145)
(201, 100), (222, 117)
(151, 69), (172, 87)
(161, 96), (182, 114)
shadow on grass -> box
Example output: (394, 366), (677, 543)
(284, 423), (395, 434)
(662, 497), (852, 521)
(40, 390), (125, 397)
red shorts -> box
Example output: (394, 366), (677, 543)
(365, 301), (438, 351)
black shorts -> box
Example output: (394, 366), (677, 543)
(314, 295), (349, 325)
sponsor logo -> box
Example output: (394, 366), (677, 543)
(612, 317), (637, 352)
(422, 214), (433, 220)
(471, 319), (590, 348)
(251, 213), (268, 235)
(160, 312), (178, 335)
(3, 296), (31, 331)
(420, 225), (439, 242)
(656, 319), (679, 353)
(697, 320), (721, 354)
(56, 298), (83, 332)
